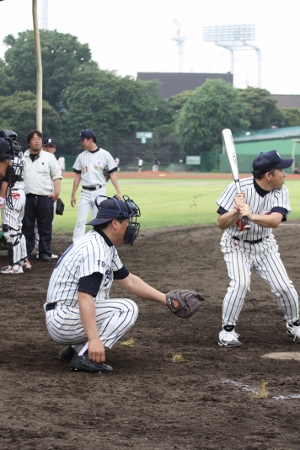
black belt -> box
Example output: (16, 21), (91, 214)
(82, 185), (102, 191)
(46, 302), (57, 312)
(26, 193), (45, 197)
(233, 236), (269, 244)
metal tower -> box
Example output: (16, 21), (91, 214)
(172, 20), (186, 72)
(203, 24), (261, 88)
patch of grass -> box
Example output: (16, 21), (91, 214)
(53, 177), (300, 234)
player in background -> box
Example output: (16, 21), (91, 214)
(152, 156), (160, 172)
(0, 178), (31, 274)
(137, 157), (143, 172)
(34, 138), (59, 259)
(114, 157), (120, 171)
(58, 155), (66, 173)
(44, 195), (168, 373)
(216, 150), (300, 347)
(22, 130), (62, 262)
(0, 130), (30, 274)
(71, 129), (122, 242)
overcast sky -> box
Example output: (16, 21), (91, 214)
(1, 0), (299, 95)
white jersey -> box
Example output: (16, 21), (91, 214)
(46, 230), (123, 306)
(216, 177), (291, 241)
(23, 149), (62, 195)
(73, 148), (117, 187)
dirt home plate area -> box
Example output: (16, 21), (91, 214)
(1, 181), (300, 448)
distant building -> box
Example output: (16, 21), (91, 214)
(137, 72), (233, 99)
(272, 95), (300, 109)
(137, 72), (300, 108)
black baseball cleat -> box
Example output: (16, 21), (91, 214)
(69, 353), (113, 373)
(39, 254), (52, 262)
(59, 345), (76, 362)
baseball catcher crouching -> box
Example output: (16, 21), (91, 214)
(44, 195), (205, 374)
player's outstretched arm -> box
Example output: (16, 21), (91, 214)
(115, 273), (166, 305)
(116, 274), (205, 319)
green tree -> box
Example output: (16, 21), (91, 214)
(176, 79), (248, 169)
(168, 90), (194, 112)
(0, 91), (64, 148)
(238, 86), (284, 130)
(3, 30), (93, 110)
(62, 66), (166, 151)
(280, 107), (300, 127)
(153, 90), (194, 133)
(0, 59), (15, 96)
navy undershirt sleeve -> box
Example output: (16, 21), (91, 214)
(78, 265), (129, 297)
(271, 206), (287, 221)
(113, 266), (129, 280)
(78, 272), (103, 297)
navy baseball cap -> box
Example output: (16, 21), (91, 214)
(76, 129), (96, 141)
(252, 150), (293, 175)
(43, 138), (56, 147)
(86, 198), (131, 226)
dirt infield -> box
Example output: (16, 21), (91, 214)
(1, 222), (300, 449)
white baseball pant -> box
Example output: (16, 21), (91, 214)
(2, 190), (28, 265)
(44, 298), (138, 349)
(72, 187), (106, 242)
(221, 237), (299, 326)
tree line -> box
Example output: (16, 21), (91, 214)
(1, 29), (300, 168)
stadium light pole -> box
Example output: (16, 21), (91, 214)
(32, 0), (43, 131)
(203, 24), (261, 88)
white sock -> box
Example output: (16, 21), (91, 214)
(72, 343), (87, 354)
(77, 342), (89, 356)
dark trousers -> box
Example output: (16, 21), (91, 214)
(22, 194), (54, 259)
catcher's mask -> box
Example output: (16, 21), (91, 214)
(86, 195), (141, 245)
(0, 130), (24, 209)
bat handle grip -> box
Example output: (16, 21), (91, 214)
(243, 216), (251, 231)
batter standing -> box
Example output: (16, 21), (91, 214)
(216, 150), (300, 347)
(71, 129), (122, 242)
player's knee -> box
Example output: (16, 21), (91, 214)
(123, 299), (139, 322)
(229, 276), (250, 292)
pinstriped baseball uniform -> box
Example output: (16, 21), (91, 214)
(216, 176), (299, 327)
(44, 229), (138, 348)
(72, 148), (117, 242)
(2, 180), (28, 266)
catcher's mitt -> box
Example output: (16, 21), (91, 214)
(56, 197), (65, 215)
(166, 289), (205, 319)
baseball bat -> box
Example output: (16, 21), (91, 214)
(221, 128), (251, 231)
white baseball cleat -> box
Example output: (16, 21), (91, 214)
(1, 265), (24, 274)
(218, 329), (242, 347)
(22, 259), (32, 270)
(286, 322), (300, 342)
